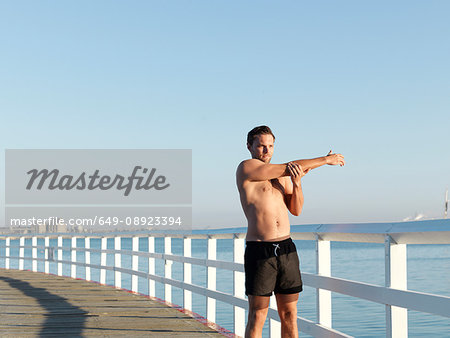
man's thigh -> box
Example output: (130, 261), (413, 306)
(248, 295), (271, 312)
(275, 293), (299, 313)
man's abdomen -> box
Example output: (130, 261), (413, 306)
(246, 205), (290, 241)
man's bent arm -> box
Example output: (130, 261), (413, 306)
(286, 182), (304, 216)
(237, 160), (287, 182)
(238, 152), (344, 182)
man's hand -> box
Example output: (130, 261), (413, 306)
(325, 150), (345, 166)
(287, 162), (310, 187)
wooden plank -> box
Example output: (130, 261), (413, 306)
(0, 269), (227, 337)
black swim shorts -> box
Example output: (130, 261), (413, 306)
(244, 238), (302, 296)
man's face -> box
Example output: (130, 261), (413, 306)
(247, 134), (274, 163)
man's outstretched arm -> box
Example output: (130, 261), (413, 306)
(294, 151), (345, 171)
(238, 150), (345, 182)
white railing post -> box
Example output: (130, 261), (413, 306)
(57, 236), (63, 276)
(164, 237), (172, 303)
(385, 235), (408, 338)
(19, 237), (25, 270)
(5, 237), (10, 269)
(114, 236), (121, 288)
(207, 237), (217, 323)
(32, 236), (37, 272)
(148, 236), (155, 297)
(71, 237), (77, 278)
(100, 237), (107, 284)
(85, 237), (91, 281)
(269, 296), (281, 338)
(132, 236), (139, 293)
(183, 237), (192, 311)
(233, 235), (246, 337)
(44, 236), (50, 273)
(316, 235), (332, 327)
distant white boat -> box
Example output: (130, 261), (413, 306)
(403, 188), (448, 221)
(403, 213), (426, 222)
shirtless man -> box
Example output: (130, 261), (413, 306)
(236, 126), (345, 338)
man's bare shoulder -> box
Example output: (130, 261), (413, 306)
(237, 159), (264, 174)
(236, 159), (264, 184)
(237, 158), (263, 169)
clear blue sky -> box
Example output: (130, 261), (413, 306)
(1, 1), (449, 228)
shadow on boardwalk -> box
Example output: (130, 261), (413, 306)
(0, 270), (228, 337)
(0, 275), (88, 337)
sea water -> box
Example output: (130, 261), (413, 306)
(2, 238), (449, 337)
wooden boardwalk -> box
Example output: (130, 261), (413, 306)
(0, 269), (226, 337)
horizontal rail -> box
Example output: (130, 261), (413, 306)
(1, 246), (245, 272)
(303, 273), (450, 318)
(2, 219), (449, 243)
(3, 229), (449, 244)
(0, 254), (250, 309)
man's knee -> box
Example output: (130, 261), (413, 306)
(248, 307), (269, 323)
(275, 292), (299, 323)
(248, 308), (269, 320)
(279, 308), (297, 322)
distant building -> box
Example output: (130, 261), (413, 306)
(36, 221), (67, 233)
(0, 218), (68, 235)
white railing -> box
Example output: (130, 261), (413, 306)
(1, 219), (450, 338)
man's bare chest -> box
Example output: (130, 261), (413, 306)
(256, 178), (286, 196)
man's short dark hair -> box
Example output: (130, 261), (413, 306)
(247, 125), (275, 146)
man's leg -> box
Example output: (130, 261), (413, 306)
(275, 293), (299, 338)
(245, 295), (270, 338)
